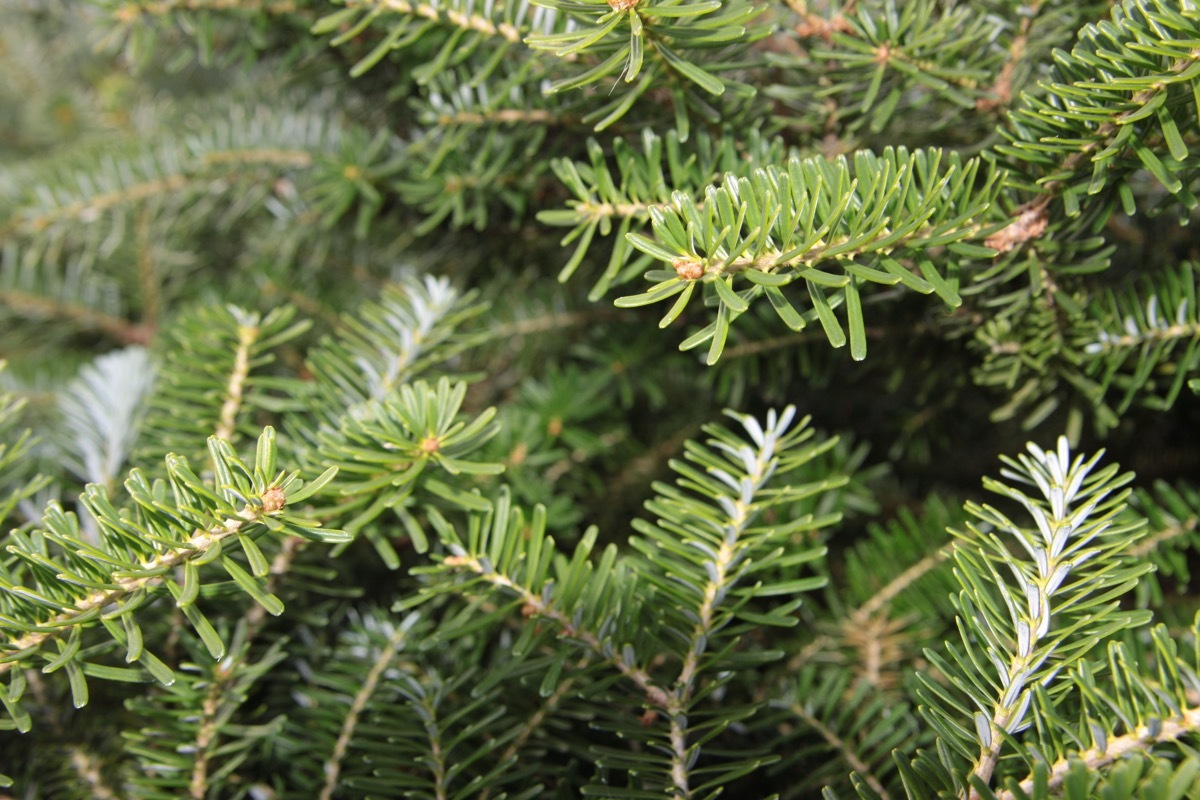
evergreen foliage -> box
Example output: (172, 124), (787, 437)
(1, 0), (1199, 797)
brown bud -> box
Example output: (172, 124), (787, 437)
(673, 257), (704, 281)
(261, 487), (287, 513)
(985, 205), (1048, 254)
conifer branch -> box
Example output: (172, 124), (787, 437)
(840, 613), (913, 692)
(666, 421), (775, 796)
(190, 676), (224, 799)
(435, 109), (563, 127)
(992, 0), (1200, 246)
(416, 693), (450, 800)
(789, 700), (891, 800)
(7, 0), (1200, 796)
(851, 545), (954, 624)
(242, 536), (303, 636)
(440, 553), (669, 708)
(8, 149), (312, 236)
(0, 497), (272, 677)
(998, 706), (1200, 800)
(490, 308), (619, 338)
(974, 0), (1042, 113)
(914, 438), (1152, 799)
(477, 667), (583, 800)
(319, 622), (414, 800)
(619, 147), (1000, 361)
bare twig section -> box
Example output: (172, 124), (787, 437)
(492, 308), (619, 338)
(1131, 516), (1198, 558)
(437, 109), (563, 127)
(135, 209), (161, 332)
(319, 623), (412, 800)
(112, 0), (299, 21)
(0, 287), (152, 344)
(976, 0), (1043, 112)
(984, 200), (1049, 254)
(996, 706), (1200, 800)
(69, 747), (120, 800)
(789, 700), (891, 800)
(190, 680), (224, 799)
(340, 0), (523, 43)
(214, 321), (260, 443)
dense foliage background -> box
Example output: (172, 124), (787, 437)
(1, 0), (1199, 797)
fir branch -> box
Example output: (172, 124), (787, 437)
(0, 428), (344, 694)
(914, 437), (1152, 798)
(788, 699), (891, 800)
(1130, 505), (1198, 559)
(139, 303), (310, 468)
(7, 149), (311, 237)
(849, 545), (954, 625)
(120, 634), (289, 798)
(665, 408), (785, 796)
(838, 612), (914, 693)
(190, 672), (225, 799)
(56, 347), (156, 490)
(434, 108), (564, 126)
(540, 128), (790, 290)
(974, 0), (1044, 113)
(0, 285), (145, 344)
(618, 146), (1002, 362)
(440, 550), (669, 708)
(477, 666), (584, 800)
(2, 491), (267, 676)
(0, 247), (143, 344)
(491, 307), (620, 338)
(998, 705), (1200, 800)
(133, 208), (160, 331)
(1074, 261), (1200, 421)
(319, 618), (416, 800)
(992, 0), (1200, 242)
